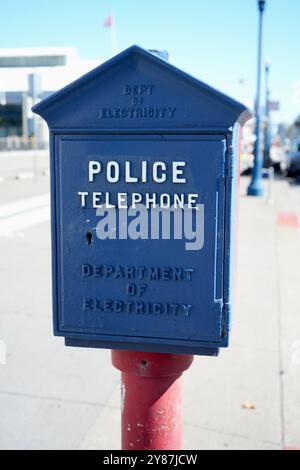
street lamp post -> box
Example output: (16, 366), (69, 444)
(247, 0), (267, 196)
(263, 59), (271, 168)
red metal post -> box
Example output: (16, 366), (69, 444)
(112, 350), (194, 450)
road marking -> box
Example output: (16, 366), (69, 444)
(0, 194), (50, 236)
(277, 212), (300, 228)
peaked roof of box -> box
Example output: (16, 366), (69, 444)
(33, 45), (251, 130)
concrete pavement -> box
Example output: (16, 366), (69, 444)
(0, 150), (49, 182)
(0, 167), (299, 450)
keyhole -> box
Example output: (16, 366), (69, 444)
(86, 232), (93, 245)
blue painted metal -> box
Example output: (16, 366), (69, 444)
(263, 61), (271, 168)
(33, 45), (251, 356)
(247, 0), (266, 196)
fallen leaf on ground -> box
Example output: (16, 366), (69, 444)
(242, 402), (256, 410)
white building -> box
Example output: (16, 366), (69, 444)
(0, 47), (101, 142)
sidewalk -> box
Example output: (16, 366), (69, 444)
(0, 150), (49, 181)
(0, 175), (299, 450)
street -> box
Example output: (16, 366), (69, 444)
(0, 151), (300, 450)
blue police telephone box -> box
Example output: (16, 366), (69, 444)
(33, 45), (250, 356)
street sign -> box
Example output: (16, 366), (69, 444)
(33, 45), (250, 356)
(268, 100), (280, 112)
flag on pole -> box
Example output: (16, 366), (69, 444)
(103, 15), (113, 28)
(103, 14), (117, 55)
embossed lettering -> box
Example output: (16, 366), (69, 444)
(81, 264), (194, 281)
(99, 106), (176, 119)
(82, 298), (192, 317)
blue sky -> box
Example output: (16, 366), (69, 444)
(1, 0), (299, 123)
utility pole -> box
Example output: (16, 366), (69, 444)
(263, 59), (271, 168)
(247, 0), (267, 196)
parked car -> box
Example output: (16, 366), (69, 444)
(287, 140), (300, 177)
